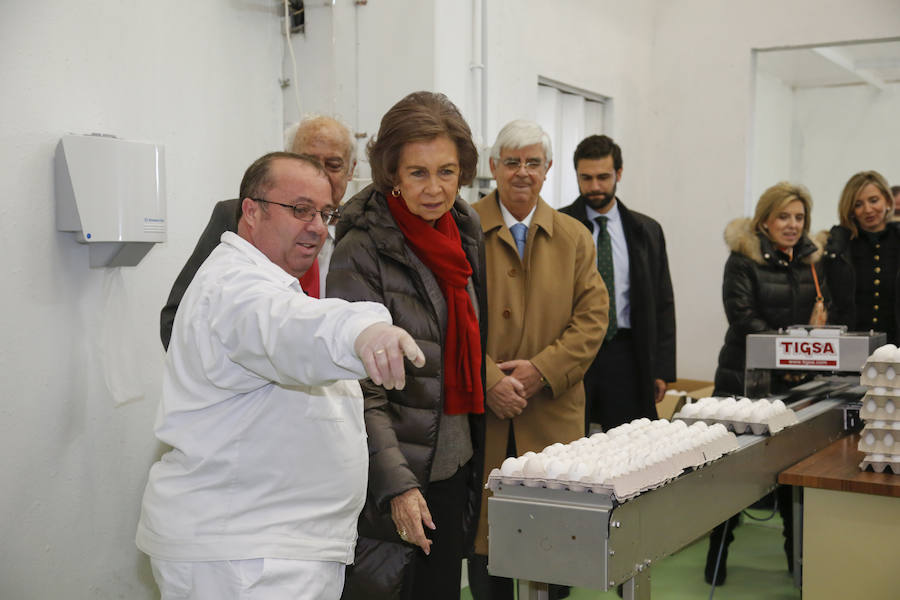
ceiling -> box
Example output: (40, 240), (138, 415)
(756, 39), (900, 89)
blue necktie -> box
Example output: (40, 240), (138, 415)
(595, 216), (617, 341)
(511, 223), (527, 258)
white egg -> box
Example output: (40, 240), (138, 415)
(736, 397), (753, 407)
(680, 403), (699, 417)
(590, 432), (609, 443)
(522, 451), (537, 459)
(887, 367), (896, 381)
(500, 456), (523, 476)
(874, 386), (888, 395)
(716, 404), (737, 420)
(771, 399), (786, 413)
(734, 405), (753, 421)
(690, 421), (709, 431)
(542, 442), (565, 456)
(886, 400), (896, 414)
(698, 404), (719, 419)
(872, 453), (886, 461)
(523, 456), (546, 478)
(545, 458), (570, 480)
(865, 432), (876, 446)
(867, 399), (878, 413)
(874, 420), (887, 428)
(883, 434), (895, 447)
(567, 461), (591, 482)
(867, 366), (879, 380)
(874, 344), (898, 360)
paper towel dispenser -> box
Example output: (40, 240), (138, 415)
(55, 133), (166, 267)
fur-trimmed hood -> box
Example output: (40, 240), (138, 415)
(724, 217), (823, 266)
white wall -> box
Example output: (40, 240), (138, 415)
(793, 82), (900, 235)
(0, 2), (284, 598)
(648, 0), (900, 381)
(751, 69), (794, 213)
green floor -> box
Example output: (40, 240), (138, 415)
(462, 511), (800, 600)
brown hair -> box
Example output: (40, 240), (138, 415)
(368, 91), (477, 195)
(837, 170), (893, 239)
(236, 152), (327, 221)
(751, 181), (813, 238)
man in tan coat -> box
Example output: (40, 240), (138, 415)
(467, 119), (609, 600)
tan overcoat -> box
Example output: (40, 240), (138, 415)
(472, 192), (609, 554)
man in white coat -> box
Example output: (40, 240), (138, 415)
(136, 152), (424, 600)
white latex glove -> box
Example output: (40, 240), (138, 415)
(354, 323), (426, 390)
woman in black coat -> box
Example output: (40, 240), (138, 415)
(823, 170), (899, 344)
(707, 182), (824, 586)
(327, 92), (487, 600)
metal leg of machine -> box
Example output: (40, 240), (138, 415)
(622, 569), (650, 600)
(791, 485), (803, 588)
(517, 580), (548, 600)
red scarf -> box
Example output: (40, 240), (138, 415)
(387, 194), (484, 415)
(299, 258), (320, 298)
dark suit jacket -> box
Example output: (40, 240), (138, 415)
(160, 199), (239, 349)
(559, 196), (676, 420)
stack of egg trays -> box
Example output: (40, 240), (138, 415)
(858, 358), (900, 473)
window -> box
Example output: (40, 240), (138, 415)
(536, 78), (609, 209)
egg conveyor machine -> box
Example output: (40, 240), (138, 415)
(485, 392), (850, 600)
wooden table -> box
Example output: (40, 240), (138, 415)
(779, 433), (900, 598)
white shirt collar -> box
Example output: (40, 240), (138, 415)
(585, 198), (620, 226)
(219, 231), (301, 290)
(498, 198), (537, 230)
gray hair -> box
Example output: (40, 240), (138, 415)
(490, 119), (552, 164)
(283, 114), (357, 166)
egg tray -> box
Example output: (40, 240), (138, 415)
(859, 455), (900, 475)
(672, 410), (798, 436)
(857, 424), (900, 454)
(485, 433), (738, 502)
(860, 391), (900, 421)
(860, 361), (900, 388)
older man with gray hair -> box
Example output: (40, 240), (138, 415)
(160, 115), (357, 348)
(467, 119), (609, 599)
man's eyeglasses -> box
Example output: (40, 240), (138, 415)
(252, 198), (340, 225)
(501, 158), (544, 172)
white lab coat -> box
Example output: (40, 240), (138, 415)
(136, 232), (391, 564)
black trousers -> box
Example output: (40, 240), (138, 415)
(584, 329), (645, 433)
(405, 462), (471, 600)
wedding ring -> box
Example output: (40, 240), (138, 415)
(398, 528), (408, 541)
(375, 349), (386, 355)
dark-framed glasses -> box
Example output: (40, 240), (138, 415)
(501, 157), (544, 172)
(252, 198), (340, 225)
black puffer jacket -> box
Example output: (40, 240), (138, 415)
(714, 218), (825, 395)
(822, 223), (900, 344)
(326, 184), (487, 600)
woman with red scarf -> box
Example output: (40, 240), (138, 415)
(327, 91), (486, 600)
